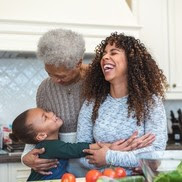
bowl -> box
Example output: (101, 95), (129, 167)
(137, 150), (182, 182)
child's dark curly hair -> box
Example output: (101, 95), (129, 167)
(9, 109), (38, 144)
(83, 32), (167, 125)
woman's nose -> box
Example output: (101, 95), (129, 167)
(102, 53), (109, 60)
(47, 111), (54, 118)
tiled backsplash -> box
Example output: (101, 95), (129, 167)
(0, 58), (182, 132)
(0, 58), (47, 124)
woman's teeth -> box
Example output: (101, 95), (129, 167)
(103, 64), (114, 72)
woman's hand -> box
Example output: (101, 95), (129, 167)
(110, 131), (155, 151)
(22, 148), (58, 175)
(84, 143), (109, 167)
(83, 131), (155, 167)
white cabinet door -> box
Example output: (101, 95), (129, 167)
(135, 0), (182, 99)
(168, 0), (182, 93)
(136, 0), (169, 81)
(0, 163), (9, 182)
(8, 163), (31, 182)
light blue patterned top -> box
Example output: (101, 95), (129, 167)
(76, 94), (167, 175)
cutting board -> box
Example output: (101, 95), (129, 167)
(27, 178), (85, 182)
(26, 176), (145, 182)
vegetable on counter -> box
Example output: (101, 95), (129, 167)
(86, 169), (102, 182)
(61, 173), (76, 182)
(97, 176), (144, 182)
(154, 161), (182, 182)
(85, 168), (126, 182)
(60, 168), (144, 182)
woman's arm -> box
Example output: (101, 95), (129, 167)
(22, 144), (58, 175)
(84, 133), (155, 167)
(109, 131), (155, 151)
(21, 144), (35, 161)
(76, 100), (158, 169)
(85, 96), (167, 168)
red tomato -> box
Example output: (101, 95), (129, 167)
(114, 167), (126, 178)
(86, 169), (102, 182)
(61, 173), (76, 182)
(102, 168), (116, 178)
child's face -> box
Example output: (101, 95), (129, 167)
(27, 108), (63, 137)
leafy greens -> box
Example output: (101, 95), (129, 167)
(154, 161), (182, 182)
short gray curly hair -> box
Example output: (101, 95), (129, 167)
(37, 28), (85, 68)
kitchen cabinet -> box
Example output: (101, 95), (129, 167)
(167, 0), (182, 98)
(0, 163), (30, 182)
(0, 163), (9, 181)
(135, 0), (182, 99)
(0, 0), (140, 54)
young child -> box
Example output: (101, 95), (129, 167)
(9, 108), (106, 181)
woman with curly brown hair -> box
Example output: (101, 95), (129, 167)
(76, 32), (168, 175)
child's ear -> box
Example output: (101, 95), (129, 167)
(36, 133), (47, 141)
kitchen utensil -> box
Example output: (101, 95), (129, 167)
(177, 109), (182, 124)
(170, 110), (178, 123)
(170, 110), (182, 143)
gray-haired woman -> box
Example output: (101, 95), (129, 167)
(21, 28), (88, 177)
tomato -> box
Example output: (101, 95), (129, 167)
(114, 167), (126, 178)
(102, 168), (116, 178)
(86, 169), (102, 182)
(61, 173), (76, 182)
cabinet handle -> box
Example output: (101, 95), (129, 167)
(172, 83), (177, 88)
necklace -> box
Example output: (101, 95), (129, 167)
(66, 72), (82, 95)
(67, 88), (71, 95)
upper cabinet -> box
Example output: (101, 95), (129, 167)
(0, 0), (140, 54)
(167, 0), (182, 98)
(135, 0), (182, 99)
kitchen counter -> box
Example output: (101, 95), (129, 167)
(27, 177), (146, 182)
(0, 152), (21, 163)
(166, 136), (182, 150)
(166, 143), (182, 150)
(27, 178), (85, 182)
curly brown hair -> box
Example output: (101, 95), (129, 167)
(83, 32), (167, 125)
